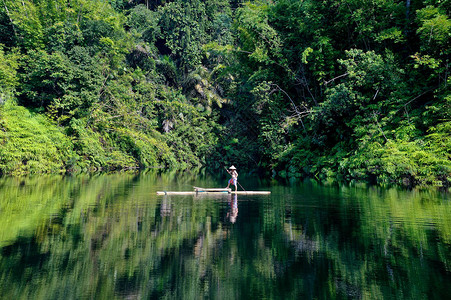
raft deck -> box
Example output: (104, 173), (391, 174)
(156, 187), (271, 195)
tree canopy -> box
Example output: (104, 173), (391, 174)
(0, 0), (449, 185)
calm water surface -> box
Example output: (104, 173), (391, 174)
(0, 172), (450, 299)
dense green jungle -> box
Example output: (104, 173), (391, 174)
(0, 0), (449, 186)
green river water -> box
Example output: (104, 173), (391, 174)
(0, 171), (450, 299)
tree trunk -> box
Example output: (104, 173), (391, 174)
(406, 0), (411, 21)
(2, 1), (17, 37)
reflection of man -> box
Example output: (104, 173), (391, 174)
(160, 196), (171, 216)
(227, 194), (238, 223)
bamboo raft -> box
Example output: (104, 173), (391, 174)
(156, 187), (271, 196)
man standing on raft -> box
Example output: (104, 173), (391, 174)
(226, 165), (238, 192)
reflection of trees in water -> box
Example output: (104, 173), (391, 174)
(0, 175), (450, 298)
(284, 221), (319, 255)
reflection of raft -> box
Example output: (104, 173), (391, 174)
(156, 187), (271, 195)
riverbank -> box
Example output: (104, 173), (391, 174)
(0, 101), (192, 176)
(1, 100), (449, 187)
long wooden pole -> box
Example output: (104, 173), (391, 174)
(237, 181), (246, 192)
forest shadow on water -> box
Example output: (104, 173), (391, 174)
(0, 171), (450, 299)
